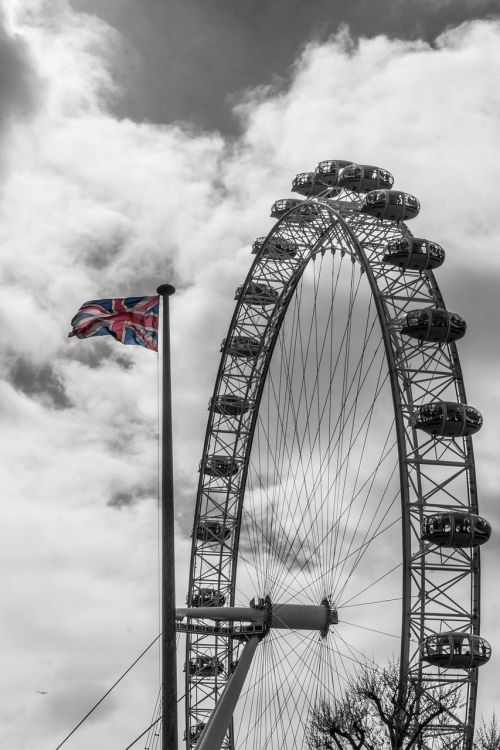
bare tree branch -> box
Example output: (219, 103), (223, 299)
(307, 660), (462, 750)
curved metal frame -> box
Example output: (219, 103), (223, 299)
(181, 186), (482, 750)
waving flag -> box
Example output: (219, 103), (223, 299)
(69, 295), (160, 351)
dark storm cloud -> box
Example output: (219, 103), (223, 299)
(436, 265), (500, 376)
(7, 357), (72, 409)
(0, 9), (41, 128)
(47, 679), (117, 724)
(108, 484), (155, 508)
(65, 340), (134, 370)
(72, 0), (499, 134)
(77, 233), (127, 270)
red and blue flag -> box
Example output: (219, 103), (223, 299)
(69, 296), (160, 351)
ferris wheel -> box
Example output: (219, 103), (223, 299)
(176, 160), (492, 750)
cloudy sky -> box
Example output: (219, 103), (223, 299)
(2, 0), (500, 748)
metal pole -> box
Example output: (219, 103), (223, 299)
(197, 636), (261, 750)
(157, 284), (177, 750)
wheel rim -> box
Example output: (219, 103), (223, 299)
(182, 187), (481, 750)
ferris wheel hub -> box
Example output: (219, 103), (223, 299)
(176, 596), (338, 639)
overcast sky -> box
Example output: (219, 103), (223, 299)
(2, 1), (500, 748)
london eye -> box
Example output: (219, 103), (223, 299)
(176, 159), (491, 750)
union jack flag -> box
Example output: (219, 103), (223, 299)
(69, 296), (160, 351)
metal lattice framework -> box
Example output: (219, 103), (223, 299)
(178, 174), (487, 750)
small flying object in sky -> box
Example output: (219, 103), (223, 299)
(36, 690), (48, 695)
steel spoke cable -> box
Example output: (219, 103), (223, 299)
(54, 634), (161, 750)
(264, 274), (376, 596)
(304, 426), (396, 568)
(327, 637), (368, 681)
(264, 317), (308, 590)
(333, 495), (399, 597)
(338, 619), (400, 640)
(295, 254), (329, 578)
(247, 410), (313, 591)
(341, 595), (406, 608)
(272, 288), (325, 578)
(328, 329), (387, 585)
(316, 377), (395, 588)
(306, 259), (374, 593)
(324, 639), (370, 676)
(258, 290), (332, 600)
(144, 687), (162, 750)
(244, 420), (302, 598)
(283, 633), (342, 708)
(330, 265), (357, 583)
(323, 254), (337, 589)
(330, 629), (384, 671)
(256, 325), (386, 597)
(332, 482), (400, 604)
(266, 631), (321, 720)
(277, 515), (401, 608)
(311, 636), (333, 722)
(242, 472), (316, 602)
(258, 284), (311, 588)
(339, 559), (404, 609)
(326, 636), (348, 698)
(252, 386), (282, 595)
(265, 632), (326, 745)
(238, 495), (398, 609)
(314, 635), (357, 691)
(265, 256), (354, 552)
(237, 523), (309, 604)
(266, 638), (313, 748)
(313, 259), (328, 591)
(257, 435), (399, 608)
(298, 253), (347, 575)
(236, 634), (306, 748)
(272, 418), (397, 603)
(121, 718), (162, 750)
(332, 623), (402, 684)
(276, 263), (364, 561)
(274, 337), (389, 573)
(330, 423), (398, 598)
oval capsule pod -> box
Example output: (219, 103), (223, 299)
(270, 198), (303, 219)
(411, 401), (482, 437)
(211, 394), (250, 416)
(338, 164), (394, 193)
(189, 588), (226, 607)
(223, 336), (261, 358)
(235, 281), (279, 306)
(421, 633), (491, 670)
(421, 512), (491, 547)
(314, 159), (354, 186)
(186, 654), (225, 677)
(271, 199), (321, 224)
(252, 236), (298, 259)
(401, 309), (466, 343)
(361, 190), (420, 221)
(202, 455), (240, 478)
(382, 238), (445, 272)
(292, 172), (327, 196)
(195, 519), (232, 542)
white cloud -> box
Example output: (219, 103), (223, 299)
(2, 2), (500, 746)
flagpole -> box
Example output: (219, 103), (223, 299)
(156, 283), (177, 749)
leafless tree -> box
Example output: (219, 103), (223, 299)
(474, 714), (500, 750)
(307, 660), (461, 750)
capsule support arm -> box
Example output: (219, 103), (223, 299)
(196, 635), (260, 750)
